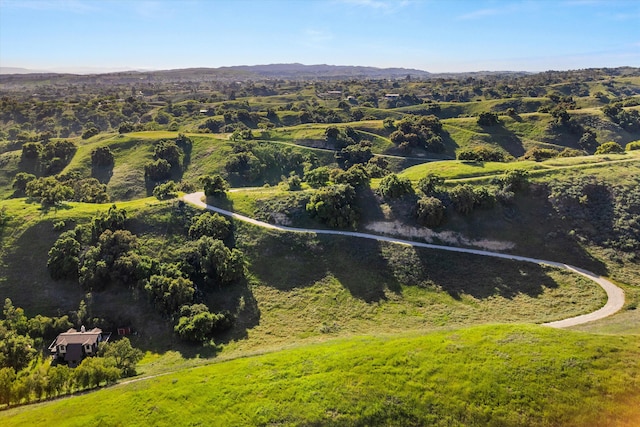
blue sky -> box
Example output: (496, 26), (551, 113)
(1, 0), (639, 73)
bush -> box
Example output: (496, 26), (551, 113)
(522, 147), (558, 162)
(625, 140), (640, 151)
(144, 159), (172, 182)
(458, 146), (507, 162)
(415, 196), (445, 227)
(81, 127), (100, 139)
(47, 231), (81, 280)
(188, 212), (230, 240)
(378, 174), (413, 199)
(91, 146), (114, 167)
(200, 174), (229, 197)
(306, 184), (359, 229)
(12, 172), (36, 195)
(417, 174), (444, 196)
(595, 141), (624, 155)
(153, 181), (178, 200)
(448, 184), (477, 215)
(477, 112), (500, 126)
(174, 304), (232, 342)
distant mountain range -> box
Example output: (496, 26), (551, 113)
(0, 64), (537, 85)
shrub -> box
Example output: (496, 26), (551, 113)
(448, 184), (477, 215)
(144, 159), (172, 182)
(595, 141), (624, 155)
(153, 181), (178, 200)
(91, 146), (115, 166)
(477, 112), (500, 126)
(188, 212), (230, 240)
(415, 196), (446, 227)
(306, 184), (359, 229)
(625, 140), (640, 151)
(200, 174), (229, 197)
(458, 146), (506, 162)
(378, 174), (413, 199)
(522, 147), (558, 161)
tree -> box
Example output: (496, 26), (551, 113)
(417, 174), (444, 196)
(91, 146), (114, 167)
(153, 181), (178, 200)
(188, 212), (231, 240)
(200, 174), (229, 197)
(477, 112), (500, 126)
(25, 177), (74, 206)
(48, 230), (81, 280)
(12, 172), (36, 195)
(144, 159), (172, 182)
(100, 337), (143, 377)
(144, 274), (195, 314)
(306, 184), (359, 229)
(305, 166), (331, 188)
(81, 127), (100, 139)
(378, 174), (413, 199)
(0, 367), (16, 406)
(21, 142), (43, 159)
(448, 184), (477, 215)
(174, 304), (232, 342)
(595, 141), (624, 155)
(415, 196), (446, 227)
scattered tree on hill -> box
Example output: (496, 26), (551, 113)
(25, 177), (74, 207)
(174, 304), (232, 343)
(594, 141), (624, 155)
(188, 212), (231, 240)
(305, 166), (331, 188)
(306, 184), (360, 229)
(144, 158), (172, 182)
(153, 181), (178, 200)
(91, 146), (114, 167)
(477, 112), (500, 126)
(99, 337), (143, 377)
(458, 146), (507, 162)
(415, 196), (446, 227)
(200, 174), (229, 197)
(417, 174), (444, 196)
(144, 274), (195, 315)
(48, 230), (81, 280)
(12, 172), (36, 195)
(449, 184), (477, 215)
(378, 174), (413, 199)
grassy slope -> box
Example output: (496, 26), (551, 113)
(3, 325), (639, 427)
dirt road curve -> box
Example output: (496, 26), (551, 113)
(183, 192), (625, 329)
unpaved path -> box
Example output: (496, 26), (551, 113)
(183, 192), (625, 328)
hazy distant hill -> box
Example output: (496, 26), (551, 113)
(0, 63), (431, 83)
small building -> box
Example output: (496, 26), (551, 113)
(48, 326), (111, 368)
(385, 93), (400, 99)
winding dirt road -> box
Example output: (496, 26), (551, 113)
(183, 192), (625, 328)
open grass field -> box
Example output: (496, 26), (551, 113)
(3, 324), (639, 426)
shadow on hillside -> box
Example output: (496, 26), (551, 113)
(91, 164), (113, 184)
(245, 230), (402, 303)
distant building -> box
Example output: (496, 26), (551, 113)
(385, 93), (400, 99)
(48, 326), (111, 368)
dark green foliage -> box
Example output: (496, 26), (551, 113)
(91, 205), (127, 242)
(378, 174), (413, 199)
(91, 146), (115, 167)
(72, 178), (110, 203)
(602, 103), (640, 132)
(188, 212), (231, 240)
(174, 304), (233, 343)
(448, 184), (477, 215)
(477, 112), (500, 126)
(522, 147), (558, 161)
(144, 274), (195, 315)
(21, 142), (43, 159)
(81, 127), (99, 139)
(12, 172), (36, 195)
(153, 140), (183, 169)
(558, 148), (586, 157)
(331, 164), (370, 188)
(47, 231), (81, 280)
(99, 337), (143, 377)
(79, 229), (138, 290)
(501, 169), (529, 192)
(415, 196), (446, 227)
(304, 166), (331, 188)
(200, 174), (229, 197)
(594, 141), (624, 155)
(153, 181), (178, 200)
(417, 174), (444, 196)
(389, 115), (444, 152)
(179, 237), (246, 288)
(144, 158), (172, 182)
(306, 184), (359, 229)
(25, 177), (74, 206)
(335, 143), (373, 168)
(118, 122), (134, 134)
(458, 146), (507, 162)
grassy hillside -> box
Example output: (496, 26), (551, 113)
(3, 325), (639, 426)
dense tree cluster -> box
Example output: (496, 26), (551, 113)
(389, 115), (444, 152)
(306, 184), (360, 229)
